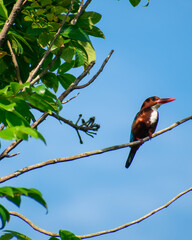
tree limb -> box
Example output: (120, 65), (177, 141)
(9, 186), (192, 238)
(80, 186), (192, 239)
(75, 50), (114, 89)
(0, 0), (25, 48)
(0, 115), (191, 183)
(0, 50), (114, 160)
(9, 211), (59, 237)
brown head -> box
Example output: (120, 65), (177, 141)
(140, 96), (176, 111)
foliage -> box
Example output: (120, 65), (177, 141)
(0, 0), (104, 143)
(0, 0), (143, 239)
(0, 186), (47, 229)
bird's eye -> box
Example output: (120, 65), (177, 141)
(146, 98), (150, 102)
(152, 97), (156, 101)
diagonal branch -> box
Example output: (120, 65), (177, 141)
(0, 50), (114, 160)
(75, 50), (114, 89)
(0, 115), (191, 183)
(9, 186), (192, 238)
(30, 46), (65, 86)
(0, 0), (25, 48)
(7, 40), (22, 84)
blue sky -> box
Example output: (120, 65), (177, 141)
(1, 0), (192, 239)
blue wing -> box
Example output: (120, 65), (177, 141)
(129, 114), (137, 142)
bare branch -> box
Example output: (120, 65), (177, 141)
(80, 0), (92, 15)
(26, 0), (75, 84)
(80, 186), (192, 239)
(62, 93), (80, 104)
(9, 211), (59, 237)
(0, 0), (25, 48)
(7, 40), (22, 84)
(75, 50), (114, 89)
(70, 0), (84, 25)
(0, 115), (191, 183)
(5, 152), (20, 158)
(9, 186), (192, 239)
(51, 113), (100, 143)
(58, 61), (95, 101)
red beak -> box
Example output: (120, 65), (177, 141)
(156, 98), (176, 104)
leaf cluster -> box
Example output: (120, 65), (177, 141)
(0, 186), (47, 230)
(0, 0), (104, 143)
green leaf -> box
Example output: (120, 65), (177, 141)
(57, 61), (75, 74)
(1, 230), (32, 240)
(0, 187), (48, 210)
(84, 26), (105, 39)
(27, 188), (48, 210)
(77, 41), (96, 68)
(0, 204), (10, 229)
(61, 26), (90, 42)
(61, 46), (75, 62)
(58, 74), (76, 90)
(10, 82), (30, 95)
(0, 102), (16, 111)
(32, 85), (46, 95)
(74, 48), (84, 67)
(78, 11), (102, 26)
(41, 72), (59, 93)
(59, 230), (80, 240)
(0, 187), (14, 198)
(0, 126), (46, 143)
(8, 31), (33, 52)
(129, 0), (141, 7)
(0, 0), (8, 19)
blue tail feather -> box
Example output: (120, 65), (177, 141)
(125, 148), (137, 168)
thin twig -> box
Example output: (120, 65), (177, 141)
(70, 0), (84, 25)
(5, 152), (20, 158)
(9, 186), (192, 238)
(58, 61), (95, 101)
(7, 40), (22, 84)
(75, 50), (114, 89)
(30, 46), (65, 86)
(80, 0), (92, 15)
(0, 0), (25, 48)
(80, 187), (192, 238)
(0, 115), (191, 183)
(62, 92), (80, 104)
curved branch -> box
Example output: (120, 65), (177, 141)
(9, 186), (192, 238)
(0, 115), (191, 183)
(80, 186), (192, 238)
(9, 211), (59, 237)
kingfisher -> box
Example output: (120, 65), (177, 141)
(125, 96), (176, 169)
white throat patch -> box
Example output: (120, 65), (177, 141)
(150, 107), (158, 124)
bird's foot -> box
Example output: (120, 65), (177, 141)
(136, 138), (144, 144)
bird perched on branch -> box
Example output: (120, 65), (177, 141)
(125, 96), (176, 169)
